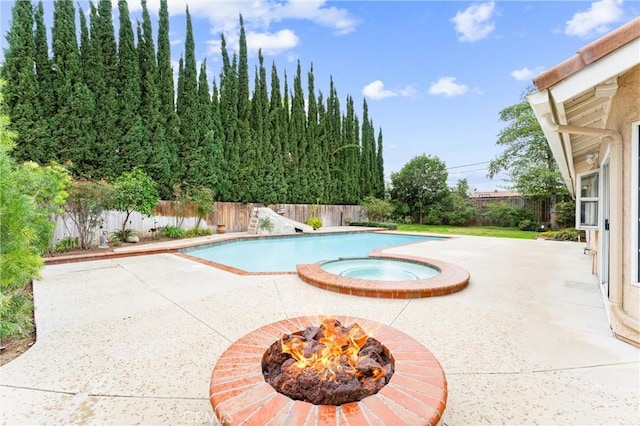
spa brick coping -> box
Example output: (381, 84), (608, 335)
(296, 252), (470, 299)
(209, 316), (447, 426)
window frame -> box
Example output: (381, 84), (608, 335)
(575, 169), (600, 230)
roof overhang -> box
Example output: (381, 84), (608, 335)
(527, 18), (640, 197)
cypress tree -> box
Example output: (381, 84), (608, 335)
(341, 96), (360, 204)
(360, 99), (375, 197)
(116, 0), (145, 174)
(235, 15), (255, 202)
(138, 0), (171, 199)
(89, 0), (120, 178)
(316, 91), (332, 203)
(197, 61), (225, 194)
(156, 0), (180, 194)
(211, 79), (231, 198)
(289, 61), (306, 202)
(306, 63), (325, 202)
(281, 72), (296, 202)
(33, 1), (56, 162)
(375, 129), (385, 198)
(250, 51), (270, 202)
(268, 62), (288, 202)
(326, 78), (343, 203)
(1, 0), (39, 163)
(218, 34), (240, 201)
(176, 7), (200, 188)
(51, 0), (97, 177)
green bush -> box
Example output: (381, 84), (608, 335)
(162, 225), (185, 239)
(483, 202), (535, 227)
(350, 222), (398, 230)
(518, 219), (541, 231)
(54, 236), (80, 253)
(360, 196), (393, 222)
(259, 217), (274, 233)
(109, 228), (137, 242)
(0, 88), (69, 339)
(551, 228), (585, 241)
(305, 217), (322, 230)
(185, 227), (213, 237)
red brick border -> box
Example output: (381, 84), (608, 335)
(210, 316), (447, 425)
(296, 252), (469, 299)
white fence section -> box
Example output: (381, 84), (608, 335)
(52, 210), (204, 246)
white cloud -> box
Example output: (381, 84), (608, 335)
(511, 67), (535, 81)
(246, 29), (299, 56)
(428, 77), (469, 97)
(451, 1), (496, 42)
(363, 81), (396, 100)
(565, 0), (624, 37)
(127, 0), (357, 37)
(362, 81), (416, 100)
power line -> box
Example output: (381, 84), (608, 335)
(447, 161), (490, 170)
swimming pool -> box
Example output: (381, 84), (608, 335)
(182, 232), (442, 273)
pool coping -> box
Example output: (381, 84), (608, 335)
(296, 250), (470, 299)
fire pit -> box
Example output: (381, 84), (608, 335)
(210, 316), (447, 425)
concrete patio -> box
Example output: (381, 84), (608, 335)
(1, 233), (638, 425)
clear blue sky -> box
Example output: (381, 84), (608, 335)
(1, 1), (637, 191)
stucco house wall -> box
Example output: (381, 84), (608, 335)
(614, 65), (640, 340)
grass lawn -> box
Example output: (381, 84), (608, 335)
(397, 224), (539, 239)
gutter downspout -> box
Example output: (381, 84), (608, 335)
(544, 115), (640, 338)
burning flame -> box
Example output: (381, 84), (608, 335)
(280, 318), (386, 381)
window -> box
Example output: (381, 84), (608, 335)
(576, 171), (599, 229)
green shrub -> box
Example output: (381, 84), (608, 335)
(185, 227), (213, 237)
(350, 222), (398, 230)
(518, 219), (541, 231)
(54, 236), (80, 253)
(109, 228), (137, 242)
(162, 225), (185, 239)
(551, 228), (585, 241)
(360, 196), (393, 222)
(259, 217), (274, 233)
(305, 217), (322, 230)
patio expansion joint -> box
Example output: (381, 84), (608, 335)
(389, 299), (412, 327)
(116, 260), (234, 344)
(0, 384), (208, 401)
(447, 360), (640, 376)
(273, 279), (290, 319)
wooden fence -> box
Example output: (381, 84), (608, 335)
(53, 202), (365, 243)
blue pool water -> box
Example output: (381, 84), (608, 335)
(183, 232), (441, 272)
(321, 258), (439, 281)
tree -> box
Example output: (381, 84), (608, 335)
(156, 0), (180, 192)
(360, 196), (393, 222)
(1, 89), (69, 338)
(488, 87), (569, 226)
(87, 0), (120, 178)
(64, 180), (114, 249)
(111, 167), (159, 239)
(176, 7), (201, 188)
(443, 178), (478, 226)
(116, 0), (146, 174)
(390, 154), (449, 223)
(1, 0), (39, 163)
